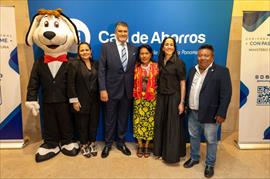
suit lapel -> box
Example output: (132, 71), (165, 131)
(112, 42), (123, 68)
(126, 43), (134, 71)
(200, 64), (215, 92)
(41, 59), (54, 79)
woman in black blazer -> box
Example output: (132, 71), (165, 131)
(68, 42), (99, 158)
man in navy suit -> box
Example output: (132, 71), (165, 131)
(183, 44), (232, 178)
(98, 21), (137, 158)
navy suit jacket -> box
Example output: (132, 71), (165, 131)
(186, 63), (232, 123)
(98, 41), (137, 99)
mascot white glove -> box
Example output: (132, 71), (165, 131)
(25, 101), (40, 116)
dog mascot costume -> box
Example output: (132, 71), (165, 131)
(25, 9), (79, 162)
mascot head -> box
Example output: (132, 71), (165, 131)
(26, 8), (79, 55)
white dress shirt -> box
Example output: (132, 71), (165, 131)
(116, 39), (128, 61)
(48, 61), (62, 78)
(189, 63), (213, 110)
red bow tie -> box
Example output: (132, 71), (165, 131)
(44, 54), (68, 64)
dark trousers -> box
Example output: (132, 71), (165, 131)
(75, 105), (99, 145)
(43, 102), (74, 147)
(105, 94), (131, 147)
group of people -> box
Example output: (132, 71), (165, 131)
(45, 21), (232, 178)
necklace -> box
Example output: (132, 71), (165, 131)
(141, 63), (150, 71)
(141, 63), (150, 77)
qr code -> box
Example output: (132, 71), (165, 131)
(257, 86), (270, 105)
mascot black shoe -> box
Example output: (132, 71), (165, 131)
(25, 8), (79, 162)
(35, 143), (60, 162)
(60, 142), (79, 156)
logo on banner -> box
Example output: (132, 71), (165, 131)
(69, 18), (91, 53)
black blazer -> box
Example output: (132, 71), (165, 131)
(186, 63), (232, 123)
(68, 59), (99, 113)
(98, 41), (137, 99)
(27, 56), (69, 103)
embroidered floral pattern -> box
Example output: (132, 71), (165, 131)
(133, 62), (158, 140)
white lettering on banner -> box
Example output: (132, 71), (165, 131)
(131, 32), (149, 44)
(99, 30), (206, 44)
(98, 30), (116, 43)
(150, 32), (161, 43)
(71, 18), (206, 45)
(140, 34), (149, 44)
(181, 49), (198, 55)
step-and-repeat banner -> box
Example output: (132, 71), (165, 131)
(28, 0), (233, 141)
(0, 6), (24, 148)
(238, 11), (270, 149)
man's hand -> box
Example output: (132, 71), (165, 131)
(216, 115), (225, 124)
(100, 90), (109, 102)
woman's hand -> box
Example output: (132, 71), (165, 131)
(73, 102), (81, 112)
(178, 103), (185, 115)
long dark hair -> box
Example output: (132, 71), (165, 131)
(158, 37), (178, 66)
(136, 44), (154, 65)
(77, 42), (94, 63)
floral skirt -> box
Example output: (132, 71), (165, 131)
(133, 98), (156, 140)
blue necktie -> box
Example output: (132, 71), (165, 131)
(121, 46), (128, 71)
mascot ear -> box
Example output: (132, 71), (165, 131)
(61, 14), (79, 44)
(25, 15), (43, 46)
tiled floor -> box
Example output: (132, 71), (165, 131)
(1, 132), (269, 179)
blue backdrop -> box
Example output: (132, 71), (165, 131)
(28, 0), (233, 142)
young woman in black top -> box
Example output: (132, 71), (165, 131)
(153, 37), (186, 163)
(68, 42), (99, 158)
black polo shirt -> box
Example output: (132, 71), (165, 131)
(158, 57), (186, 94)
